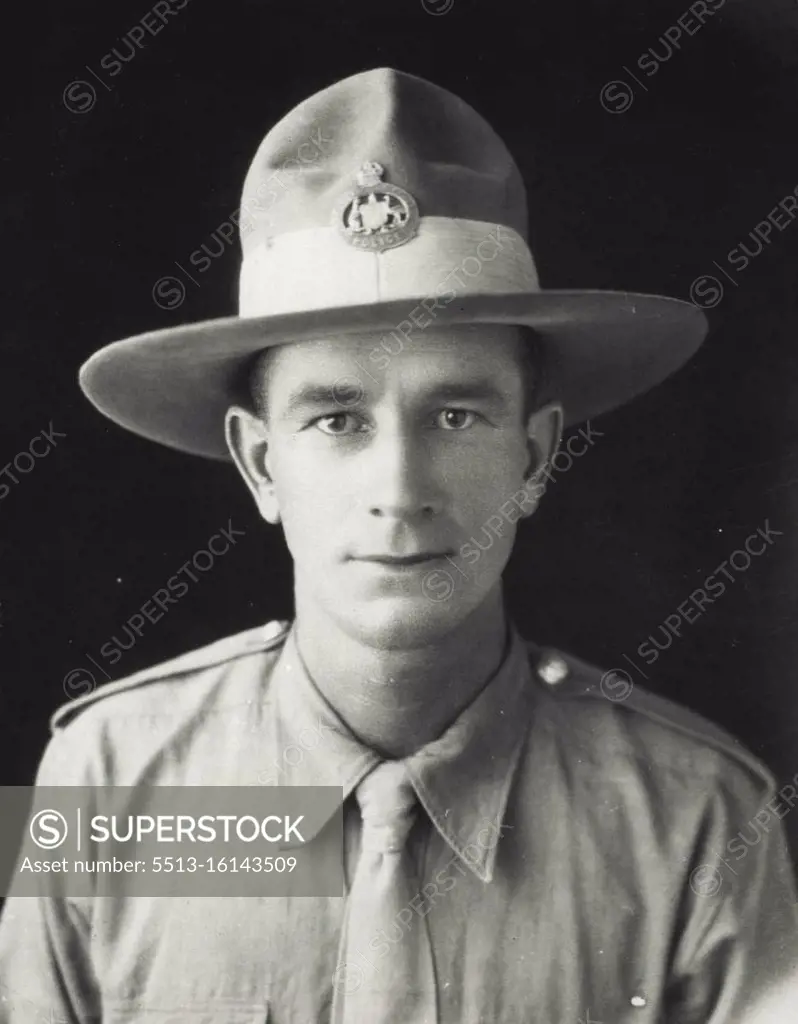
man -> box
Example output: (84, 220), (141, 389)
(1, 68), (796, 1023)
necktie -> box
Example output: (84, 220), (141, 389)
(331, 761), (438, 1023)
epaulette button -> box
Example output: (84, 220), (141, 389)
(261, 620), (287, 642)
(537, 650), (569, 686)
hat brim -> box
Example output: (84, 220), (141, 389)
(79, 290), (707, 460)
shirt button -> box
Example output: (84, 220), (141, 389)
(537, 650), (569, 685)
(630, 994), (647, 1008)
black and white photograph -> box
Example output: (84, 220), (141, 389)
(2, 1), (798, 1020)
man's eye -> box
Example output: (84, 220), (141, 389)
(436, 409), (477, 431)
(312, 413), (363, 435)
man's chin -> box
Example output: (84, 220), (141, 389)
(333, 593), (477, 651)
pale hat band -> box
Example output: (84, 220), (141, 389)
(238, 219), (539, 318)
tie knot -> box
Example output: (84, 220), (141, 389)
(356, 762), (418, 853)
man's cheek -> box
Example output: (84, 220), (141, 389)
(280, 470), (338, 513)
(275, 500), (321, 558)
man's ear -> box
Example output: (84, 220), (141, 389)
(521, 402), (564, 516)
(224, 406), (281, 524)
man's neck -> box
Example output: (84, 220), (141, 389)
(293, 591), (509, 759)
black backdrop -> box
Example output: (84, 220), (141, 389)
(2, 0), (798, 858)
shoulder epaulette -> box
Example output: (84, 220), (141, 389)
(50, 620), (290, 733)
(528, 642), (775, 792)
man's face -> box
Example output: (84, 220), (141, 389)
(228, 325), (559, 649)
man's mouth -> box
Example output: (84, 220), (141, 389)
(353, 552), (451, 566)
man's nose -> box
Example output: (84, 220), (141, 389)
(364, 428), (444, 519)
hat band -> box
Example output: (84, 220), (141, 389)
(238, 218), (539, 318)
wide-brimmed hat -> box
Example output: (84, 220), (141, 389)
(79, 68), (707, 460)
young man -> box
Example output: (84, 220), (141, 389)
(1, 68), (796, 1024)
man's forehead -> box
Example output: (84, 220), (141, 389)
(261, 324), (525, 377)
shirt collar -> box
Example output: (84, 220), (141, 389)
(267, 625), (536, 882)
(404, 627), (535, 882)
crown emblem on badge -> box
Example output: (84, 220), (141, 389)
(333, 161), (420, 252)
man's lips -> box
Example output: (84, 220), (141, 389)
(352, 552), (451, 566)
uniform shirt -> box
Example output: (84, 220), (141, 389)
(0, 620), (796, 1024)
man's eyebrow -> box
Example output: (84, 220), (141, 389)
(422, 380), (511, 406)
(281, 383), (362, 414)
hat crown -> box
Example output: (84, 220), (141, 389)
(240, 67), (528, 249)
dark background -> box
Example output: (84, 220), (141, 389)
(2, 0), (798, 855)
